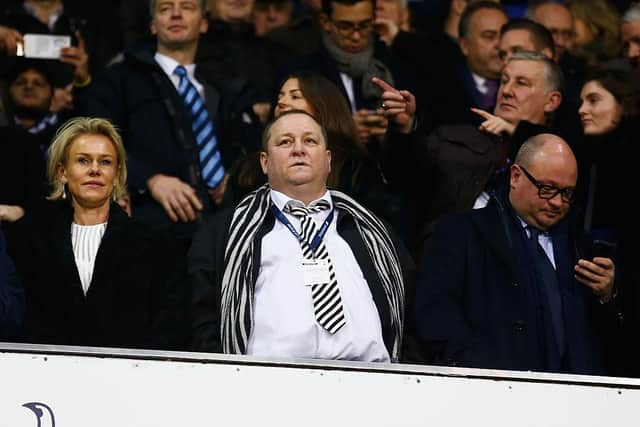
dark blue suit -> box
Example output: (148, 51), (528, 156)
(414, 196), (617, 374)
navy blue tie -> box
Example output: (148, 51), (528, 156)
(173, 65), (225, 188)
(527, 226), (565, 360)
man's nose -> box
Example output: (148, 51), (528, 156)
(629, 43), (640, 59)
(292, 139), (305, 152)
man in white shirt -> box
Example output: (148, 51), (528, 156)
(189, 110), (414, 362)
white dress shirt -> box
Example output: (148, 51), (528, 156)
(247, 190), (390, 362)
(339, 73), (357, 111)
(154, 52), (205, 99)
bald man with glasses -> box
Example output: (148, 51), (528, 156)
(413, 133), (621, 375)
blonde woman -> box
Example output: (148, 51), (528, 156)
(14, 117), (186, 349)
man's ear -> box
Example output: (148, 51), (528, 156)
(259, 151), (269, 175)
(544, 90), (562, 113)
(326, 150), (331, 174)
(459, 37), (469, 56)
(319, 13), (331, 32)
(150, 19), (157, 35)
(509, 163), (520, 189)
(200, 16), (209, 34)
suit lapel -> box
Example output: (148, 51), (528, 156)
(471, 204), (518, 277)
(87, 205), (126, 298)
(51, 205), (85, 299)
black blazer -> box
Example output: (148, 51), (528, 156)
(414, 198), (619, 374)
(14, 202), (188, 349)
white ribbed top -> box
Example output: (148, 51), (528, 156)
(71, 222), (107, 295)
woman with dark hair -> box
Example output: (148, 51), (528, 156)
(576, 67), (639, 238)
(13, 117), (187, 349)
(576, 68), (640, 376)
(229, 72), (405, 234)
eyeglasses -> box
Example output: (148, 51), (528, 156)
(518, 165), (575, 203)
(331, 19), (373, 36)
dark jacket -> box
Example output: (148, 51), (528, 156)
(188, 203), (415, 357)
(0, 126), (46, 247)
(77, 45), (261, 238)
(0, 227), (24, 339)
(414, 196), (619, 375)
(382, 124), (507, 258)
(14, 202), (189, 350)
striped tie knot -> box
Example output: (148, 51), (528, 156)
(284, 199), (330, 218)
(173, 64), (225, 189)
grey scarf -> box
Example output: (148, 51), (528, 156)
(321, 31), (395, 110)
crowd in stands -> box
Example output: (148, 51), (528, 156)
(1, 0), (640, 377)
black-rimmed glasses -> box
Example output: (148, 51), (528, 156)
(518, 165), (575, 203)
(331, 19), (374, 36)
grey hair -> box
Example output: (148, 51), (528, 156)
(149, 0), (207, 17)
(623, 2), (640, 23)
(507, 50), (564, 94)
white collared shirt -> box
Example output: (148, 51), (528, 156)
(471, 72), (491, 95)
(154, 52), (204, 99)
(339, 73), (357, 111)
(519, 217), (556, 269)
(246, 189), (390, 362)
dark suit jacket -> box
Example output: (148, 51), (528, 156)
(14, 202), (188, 349)
(77, 46), (260, 239)
(414, 197), (619, 375)
(189, 204), (415, 357)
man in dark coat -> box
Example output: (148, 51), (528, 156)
(78, 0), (259, 250)
(414, 134), (620, 375)
(189, 110), (414, 362)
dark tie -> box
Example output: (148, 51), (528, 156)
(478, 78), (499, 110)
(527, 226), (565, 358)
(173, 65), (225, 188)
(284, 200), (346, 334)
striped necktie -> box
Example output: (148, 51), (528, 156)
(173, 65), (225, 188)
(284, 200), (346, 334)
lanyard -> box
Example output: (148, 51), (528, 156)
(271, 204), (334, 253)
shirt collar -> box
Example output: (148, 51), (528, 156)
(270, 189), (332, 212)
(154, 52), (196, 79)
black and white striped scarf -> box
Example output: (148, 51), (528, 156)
(220, 184), (406, 361)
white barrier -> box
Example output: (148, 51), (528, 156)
(1, 342), (639, 427)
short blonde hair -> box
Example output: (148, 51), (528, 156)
(47, 117), (128, 201)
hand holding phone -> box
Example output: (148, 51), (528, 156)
(575, 240), (616, 299)
(585, 239), (616, 261)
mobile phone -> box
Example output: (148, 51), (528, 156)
(585, 239), (616, 260)
(21, 34), (71, 59)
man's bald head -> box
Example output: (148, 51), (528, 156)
(510, 133), (577, 231)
